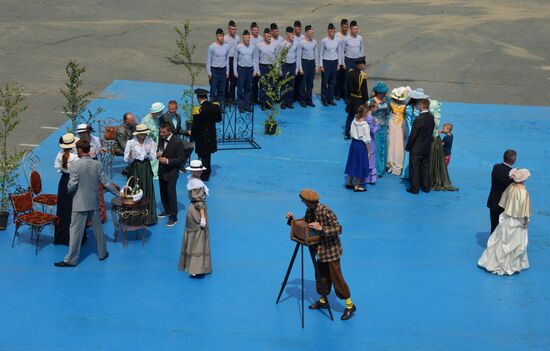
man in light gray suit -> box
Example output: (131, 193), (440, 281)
(55, 140), (120, 267)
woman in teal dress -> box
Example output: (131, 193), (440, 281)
(141, 102), (164, 179)
(369, 81), (391, 177)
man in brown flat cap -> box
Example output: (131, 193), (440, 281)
(285, 189), (356, 320)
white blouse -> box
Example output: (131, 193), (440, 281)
(124, 137), (157, 163)
(89, 135), (102, 158)
(54, 150), (79, 173)
(350, 119), (371, 144)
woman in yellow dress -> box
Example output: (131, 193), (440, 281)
(387, 87), (408, 175)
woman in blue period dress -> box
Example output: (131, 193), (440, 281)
(344, 103), (372, 192)
(369, 81), (391, 177)
(365, 104), (380, 184)
(401, 88), (423, 179)
(478, 169), (532, 275)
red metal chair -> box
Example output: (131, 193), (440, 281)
(9, 186), (58, 255)
(29, 170), (58, 211)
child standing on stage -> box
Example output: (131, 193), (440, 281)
(344, 103), (373, 192)
(440, 123), (453, 166)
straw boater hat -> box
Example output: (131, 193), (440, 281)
(150, 102), (165, 114)
(510, 168), (531, 183)
(299, 189), (319, 202)
(408, 88), (430, 99)
(133, 124), (150, 136)
(59, 133), (79, 149)
(76, 123), (94, 134)
(186, 159), (207, 172)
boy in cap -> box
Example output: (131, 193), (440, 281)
(292, 20), (304, 103)
(320, 23), (343, 106)
(342, 21), (365, 100)
(285, 189), (357, 321)
(224, 20), (240, 102)
(335, 19), (349, 100)
(280, 26), (299, 109)
(234, 30), (257, 113)
(206, 28), (230, 104)
(297, 25), (318, 107)
(270, 23), (284, 46)
(256, 28), (279, 110)
(249, 22), (261, 104)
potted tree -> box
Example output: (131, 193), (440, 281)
(259, 46), (293, 135)
(171, 20), (203, 130)
(60, 60), (103, 133)
(0, 83), (27, 230)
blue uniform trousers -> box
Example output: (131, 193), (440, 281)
(236, 66), (253, 110)
(300, 59), (315, 104)
(225, 57), (237, 101)
(259, 64), (272, 108)
(281, 62), (296, 106)
(321, 59), (338, 103)
(210, 67), (227, 103)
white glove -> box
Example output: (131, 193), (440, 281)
(200, 217), (207, 228)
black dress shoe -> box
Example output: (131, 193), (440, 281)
(335, 95), (341, 101)
(158, 211), (169, 218)
(406, 188), (419, 194)
(345, 184), (354, 190)
(280, 103), (287, 110)
(54, 261), (76, 267)
(287, 103), (294, 109)
(99, 252), (109, 261)
(322, 101), (329, 107)
(341, 305), (356, 320)
(306, 102), (316, 107)
(329, 101), (337, 106)
(308, 300), (328, 309)
(421, 187), (431, 193)
(299, 101), (307, 108)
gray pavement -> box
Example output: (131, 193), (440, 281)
(1, 0), (549, 150)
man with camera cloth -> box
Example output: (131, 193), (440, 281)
(285, 189), (356, 320)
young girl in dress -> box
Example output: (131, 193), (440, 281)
(344, 102), (375, 192)
(365, 101), (380, 184)
(179, 160), (212, 277)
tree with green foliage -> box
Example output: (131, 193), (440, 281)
(60, 60), (103, 132)
(0, 83), (27, 211)
(259, 46), (293, 134)
(171, 20), (203, 122)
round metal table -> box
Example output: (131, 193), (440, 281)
(110, 197), (149, 247)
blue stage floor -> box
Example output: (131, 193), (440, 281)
(1, 80), (549, 351)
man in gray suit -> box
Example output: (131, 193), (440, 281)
(55, 140), (120, 267)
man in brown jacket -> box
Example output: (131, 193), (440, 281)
(286, 189), (356, 320)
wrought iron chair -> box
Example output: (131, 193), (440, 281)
(22, 150), (58, 212)
(97, 117), (120, 180)
(9, 186), (58, 255)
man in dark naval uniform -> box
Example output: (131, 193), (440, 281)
(191, 88), (223, 181)
(487, 149), (516, 233)
(344, 57), (368, 139)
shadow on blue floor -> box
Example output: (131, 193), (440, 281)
(1, 80), (549, 351)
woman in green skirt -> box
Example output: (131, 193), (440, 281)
(123, 123), (158, 225)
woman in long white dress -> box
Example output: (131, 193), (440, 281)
(478, 168), (532, 275)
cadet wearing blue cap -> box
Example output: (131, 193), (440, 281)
(292, 20), (304, 103)
(256, 28), (280, 110)
(280, 26), (299, 110)
(297, 25), (319, 107)
(320, 23), (343, 106)
(342, 21), (365, 100)
(335, 19), (349, 100)
(234, 30), (257, 113)
(270, 23), (284, 46)
(249, 22), (261, 104)
(224, 20), (240, 103)
(369, 81), (391, 176)
(206, 28), (229, 104)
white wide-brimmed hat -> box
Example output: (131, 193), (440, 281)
(408, 88), (430, 99)
(186, 160), (207, 172)
(76, 123), (93, 134)
(59, 133), (79, 149)
(390, 86), (410, 101)
(133, 123), (150, 135)
(150, 102), (165, 113)
(510, 168), (531, 183)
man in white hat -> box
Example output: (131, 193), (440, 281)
(141, 102), (165, 179)
(55, 139), (120, 267)
(76, 123), (102, 159)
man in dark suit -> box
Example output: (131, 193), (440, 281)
(487, 149), (516, 232)
(191, 88), (223, 181)
(157, 122), (185, 226)
(159, 100), (194, 167)
(405, 98), (435, 194)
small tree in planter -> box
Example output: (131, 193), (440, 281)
(259, 46), (292, 135)
(60, 60), (103, 133)
(171, 20), (203, 129)
(0, 83), (27, 229)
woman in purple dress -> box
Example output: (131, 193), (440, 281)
(365, 101), (380, 184)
